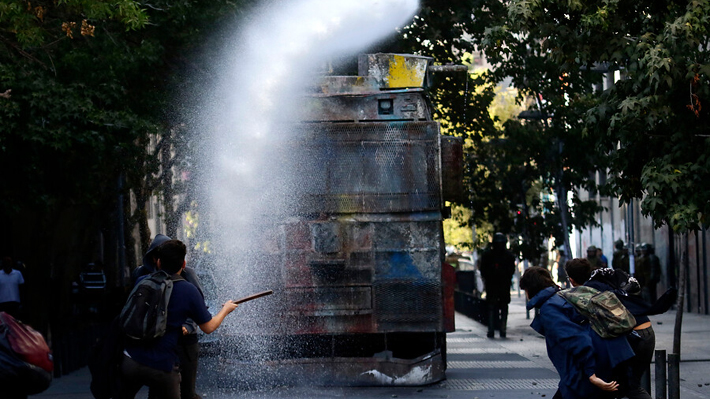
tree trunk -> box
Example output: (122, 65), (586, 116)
(132, 182), (151, 255)
(122, 179), (137, 275)
(556, 179), (572, 258)
(160, 130), (179, 239)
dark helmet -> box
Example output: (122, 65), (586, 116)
(614, 239), (624, 250)
(587, 245), (597, 253)
(492, 233), (507, 243)
(644, 243), (655, 253)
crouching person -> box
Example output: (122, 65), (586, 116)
(566, 258), (656, 399)
(520, 266), (634, 399)
(119, 240), (238, 399)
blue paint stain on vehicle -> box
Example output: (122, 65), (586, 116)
(376, 251), (423, 279)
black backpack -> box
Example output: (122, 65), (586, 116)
(119, 271), (183, 341)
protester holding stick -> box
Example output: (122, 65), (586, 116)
(119, 240), (238, 399)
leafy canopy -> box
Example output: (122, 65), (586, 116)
(499, 0), (710, 232)
(399, 0), (709, 264)
(397, 1), (604, 261)
(0, 0), (255, 242)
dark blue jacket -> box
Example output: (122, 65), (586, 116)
(528, 286), (634, 399)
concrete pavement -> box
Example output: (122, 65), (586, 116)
(31, 292), (710, 398)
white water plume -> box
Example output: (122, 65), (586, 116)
(195, 5), (420, 372)
(207, 0), (419, 257)
(196, 0), (420, 386)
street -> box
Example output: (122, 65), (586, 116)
(33, 292), (710, 399)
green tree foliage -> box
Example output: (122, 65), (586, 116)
(398, 1), (604, 261)
(0, 0), (257, 256)
(0, 0), (149, 212)
(0, 0), (147, 48)
(495, 0), (710, 232)
(0, 0), (262, 335)
(403, 0), (710, 261)
(0, 0), (265, 335)
(579, 0), (709, 232)
(443, 204), (473, 250)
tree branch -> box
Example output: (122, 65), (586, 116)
(0, 36), (49, 69)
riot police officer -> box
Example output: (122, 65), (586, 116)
(612, 239), (630, 274)
(480, 233), (516, 338)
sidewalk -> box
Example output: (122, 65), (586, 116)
(645, 303), (710, 398)
(32, 293), (710, 398)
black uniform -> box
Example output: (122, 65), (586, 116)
(479, 239), (516, 338)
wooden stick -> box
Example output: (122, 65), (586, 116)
(233, 290), (273, 304)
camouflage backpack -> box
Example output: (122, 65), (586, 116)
(557, 286), (636, 338)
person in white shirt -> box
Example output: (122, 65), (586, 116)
(0, 256), (25, 318)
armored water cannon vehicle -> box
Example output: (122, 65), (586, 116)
(216, 53), (465, 387)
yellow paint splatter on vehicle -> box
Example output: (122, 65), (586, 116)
(386, 54), (428, 88)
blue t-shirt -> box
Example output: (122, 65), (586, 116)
(125, 279), (213, 372)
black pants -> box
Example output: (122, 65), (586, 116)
(487, 302), (508, 336)
(626, 326), (655, 399)
(177, 342), (200, 399)
(147, 342), (200, 399)
(119, 355), (181, 399)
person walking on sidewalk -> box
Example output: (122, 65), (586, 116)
(520, 266), (634, 399)
(480, 233), (515, 338)
(120, 240), (238, 399)
(565, 258), (654, 399)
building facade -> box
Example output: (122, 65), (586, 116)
(574, 170), (710, 315)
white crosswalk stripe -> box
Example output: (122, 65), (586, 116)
(446, 337), (487, 343)
(439, 378), (559, 390)
(447, 347), (514, 354)
(447, 360), (542, 369)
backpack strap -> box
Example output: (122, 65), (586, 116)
(148, 270), (184, 282)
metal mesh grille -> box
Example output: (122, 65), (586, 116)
(292, 122), (441, 213)
(374, 280), (441, 325)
